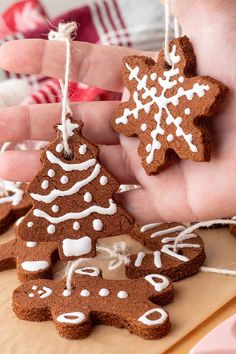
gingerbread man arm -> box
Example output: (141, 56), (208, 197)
(12, 267), (174, 340)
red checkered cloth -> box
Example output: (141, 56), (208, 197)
(0, 0), (164, 105)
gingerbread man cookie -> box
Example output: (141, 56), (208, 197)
(112, 36), (228, 175)
(0, 181), (31, 235)
(0, 219), (59, 282)
(17, 116), (133, 260)
(126, 222), (205, 281)
(13, 267), (174, 340)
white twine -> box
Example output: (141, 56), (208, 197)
(96, 241), (130, 270)
(174, 219), (236, 276)
(48, 22), (77, 157)
(164, 0), (181, 66)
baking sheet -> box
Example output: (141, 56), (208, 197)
(0, 226), (236, 354)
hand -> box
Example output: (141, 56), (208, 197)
(0, 0), (235, 224)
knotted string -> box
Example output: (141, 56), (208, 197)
(164, 0), (181, 66)
(48, 22), (77, 157)
(173, 219), (236, 276)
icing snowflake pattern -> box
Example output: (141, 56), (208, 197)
(112, 36), (227, 174)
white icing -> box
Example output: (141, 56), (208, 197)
(116, 45), (211, 163)
(145, 274), (169, 292)
(62, 237), (92, 257)
(161, 243), (200, 262)
(80, 289), (90, 297)
(146, 144), (151, 152)
(167, 134), (174, 142)
(26, 241), (37, 248)
(73, 221), (80, 231)
(58, 118), (79, 138)
(79, 144), (87, 155)
(150, 225), (185, 238)
(21, 261), (49, 272)
(27, 222), (34, 228)
(178, 76), (184, 83)
(52, 205), (59, 213)
(28, 293), (34, 298)
(138, 308), (168, 325)
(48, 169), (55, 177)
(0, 181), (24, 206)
(63, 289), (71, 297)
(99, 288), (110, 297)
(140, 223), (163, 232)
(16, 217), (24, 226)
(47, 225), (55, 234)
(32, 286), (37, 290)
(134, 252), (145, 267)
(117, 291), (128, 299)
(33, 199), (117, 224)
(141, 123), (147, 132)
(93, 219), (103, 231)
(153, 251), (162, 268)
(100, 176), (108, 185)
(150, 73), (157, 80)
(60, 175), (69, 184)
(41, 180), (49, 190)
(30, 163), (100, 203)
(161, 233), (197, 244)
(46, 151), (96, 172)
(185, 108), (190, 115)
(56, 144), (63, 153)
(75, 267), (100, 277)
(38, 290), (43, 295)
(57, 312), (85, 324)
(84, 192), (92, 203)
(39, 287), (52, 299)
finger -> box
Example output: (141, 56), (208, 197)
(0, 147), (137, 185)
(0, 39), (151, 92)
(0, 101), (119, 145)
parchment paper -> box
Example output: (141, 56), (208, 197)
(0, 226), (235, 354)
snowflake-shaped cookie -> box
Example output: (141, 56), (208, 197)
(112, 36), (228, 174)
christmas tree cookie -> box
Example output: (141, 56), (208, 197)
(17, 116), (133, 260)
(112, 36), (228, 175)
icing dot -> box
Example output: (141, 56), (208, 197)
(47, 225), (55, 234)
(79, 144), (87, 155)
(84, 192), (92, 203)
(26, 241), (37, 248)
(167, 134), (174, 142)
(146, 144), (152, 153)
(32, 286), (37, 290)
(178, 76), (184, 83)
(27, 222), (34, 228)
(150, 73), (157, 81)
(52, 205), (59, 213)
(48, 169), (55, 177)
(73, 221), (80, 231)
(117, 291), (128, 299)
(60, 176), (69, 184)
(80, 289), (90, 297)
(63, 289), (71, 297)
(100, 176), (108, 186)
(28, 293), (34, 298)
(41, 180), (49, 190)
(99, 288), (110, 297)
(56, 144), (63, 153)
(141, 123), (147, 132)
(38, 290), (43, 295)
(93, 219), (103, 231)
(185, 108), (191, 115)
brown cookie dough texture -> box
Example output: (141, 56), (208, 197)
(12, 266), (174, 340)
(0, 182), (31, 235)
(17, 115), (134, 260)
(126, 222), (205, 281)
(111, 36), (228, 175)
(0, 219), (58, 282)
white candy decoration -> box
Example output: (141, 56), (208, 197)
(57, 312), (85, 324)
(93, 219), (103, 231)
(73, 221), (80, 231)
(138, 308), (168, 325)
(48, 169), (55, 177)
(41, 180), (49, 190)
(99, 288), (110, 297)
(115, 45), (211, 164)
(27, 222), (34, 228)
(52, 205), (59, 213)
(47, 225), (55, 234)
(80, 289), (90, 297)
(84, 192), (92, 203)
(117, 291), (128, 299)
(79, 144), (87, 154)
(99, 176), (108, 185)
(60, 175), (69, 184)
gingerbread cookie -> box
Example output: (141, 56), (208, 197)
(112, 36), (228, 175)
(126, 222), (205, 281)
(17, 115), (133, 260)
(0, 181), (31, 235)
(0, 219), (59, 282)
(13, 266), (174, 340)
